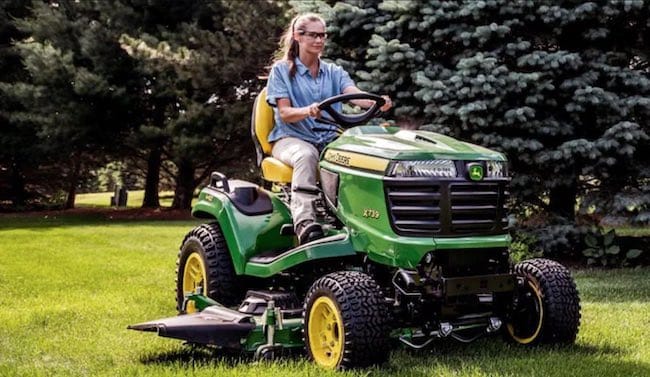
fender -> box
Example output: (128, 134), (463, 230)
(192, 184), (294, 275)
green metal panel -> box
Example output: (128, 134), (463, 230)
(244, 231), (357, 278)
(321, 161), (431, 268)
(191, 187), (294, 275)
(327, 126), (507, 162)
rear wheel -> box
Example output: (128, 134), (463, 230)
(506, 258), (581, 345)
(176, 223), (243, 313)
(304, 271), (391, 370)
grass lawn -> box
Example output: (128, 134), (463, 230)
(0, 214), (648, 376)
(75, 190), (176, 208)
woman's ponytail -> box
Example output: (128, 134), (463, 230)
(287, 38), (299, 77)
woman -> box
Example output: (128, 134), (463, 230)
(266, 13), (392, 244)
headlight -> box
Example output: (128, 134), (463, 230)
(389, 160), (457, 177)
(486, 160), (508, 178)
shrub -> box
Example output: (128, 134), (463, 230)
(582, 227), (644, 267)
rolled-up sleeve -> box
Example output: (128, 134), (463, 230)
(338, 67), (355, 92)
(266, 63), (289, 107)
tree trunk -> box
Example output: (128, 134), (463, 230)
(142, 147), (161, 208)
(64, 159), (81, 210)
(9, 159), (27, 208)
(548, 182), (577, 221)
(171, 159), (196, 210)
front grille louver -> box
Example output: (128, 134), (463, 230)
(386, 182), (442, 234)
(385, 177), (509, 237)
(450, 182), (502, 234)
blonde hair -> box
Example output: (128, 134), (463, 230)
(274, 13), (326, 78)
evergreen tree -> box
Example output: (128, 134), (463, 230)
(100, 0), (203, 208)
(2, 0), (288, 210)
(0, 0), (33, 207)
(118, 0), (288, 209)
(3, 0), (138, 208)
(298, 0), (650, 224)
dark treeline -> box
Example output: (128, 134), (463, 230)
(299, 0), (650, 225)
(0, 0), (288, 209)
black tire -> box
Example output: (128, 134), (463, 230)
(505, 258), (581, 345)
(303, 271), (391, 370)
(176, 223), (243, 312)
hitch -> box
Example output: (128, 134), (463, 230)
(254, 300), (284, 360)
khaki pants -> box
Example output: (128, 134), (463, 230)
(272, 137), (320, 227)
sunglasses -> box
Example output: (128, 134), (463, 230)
(299, 30), (328, 40)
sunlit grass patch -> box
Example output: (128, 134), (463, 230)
(75, 190), (176, 208)
(0, 215), (648, 376)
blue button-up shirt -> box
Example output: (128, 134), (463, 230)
(266, 57), (355, 148)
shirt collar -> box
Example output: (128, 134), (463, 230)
(295, 57), (324, 76)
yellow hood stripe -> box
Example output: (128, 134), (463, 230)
(324, 149), (389, 173)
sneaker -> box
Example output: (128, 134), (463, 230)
(296, 221), (325, 244)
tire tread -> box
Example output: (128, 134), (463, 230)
(175, 222), (242, 312)
(303, 271), (392, 369)
(513, 258), (581, 344)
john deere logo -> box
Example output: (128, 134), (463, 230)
(467, 163), (484, 181)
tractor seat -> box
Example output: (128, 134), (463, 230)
(251, 87), (293, 183)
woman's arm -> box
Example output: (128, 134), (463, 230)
(275, 86), (392, 124)
(276, 98), (321, 123)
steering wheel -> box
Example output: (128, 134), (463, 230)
(315, 92), (386, 128)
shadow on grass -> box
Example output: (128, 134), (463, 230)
(0, 211), (199, 230)
(139, 344), (305, 368)
(381, 339), (648, 377)
(134, 337), (648, 377)
(396, 337), (622, 358)
(139, 346), (248, 367)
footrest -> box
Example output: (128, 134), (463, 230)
(248, 248), (292, 264)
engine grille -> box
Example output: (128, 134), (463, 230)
(385, 177), (509, 237)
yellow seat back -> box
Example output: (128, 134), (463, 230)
(251, 87), (293, 183)
(252, 88), (275, 161)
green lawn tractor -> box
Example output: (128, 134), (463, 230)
(129, 90), (581, 369)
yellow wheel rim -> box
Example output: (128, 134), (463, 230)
(182, 252), (207, 314)
(507, 279), (544, 344)
(308, 296), (344, 369)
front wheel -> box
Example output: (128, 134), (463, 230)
(175, 223), (244, 313)
(505, 258), (581, 345)
(303, 271), (391, 370)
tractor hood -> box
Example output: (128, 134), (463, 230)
(324, 126), (506, 162)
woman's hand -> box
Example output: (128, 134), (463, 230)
(307, 102), (321, 118)
(343, 86), (393, 112)
(380, 95), (392, 112)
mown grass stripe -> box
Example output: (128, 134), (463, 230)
(0, 215), (648, 376)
